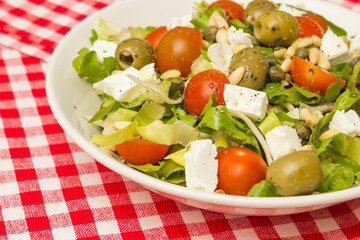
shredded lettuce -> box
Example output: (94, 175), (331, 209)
(91, 122), (137, 147)
(258, 111), (282, 135)
(135, 102), (165, 126)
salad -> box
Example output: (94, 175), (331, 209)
(72, 0), (360, 197)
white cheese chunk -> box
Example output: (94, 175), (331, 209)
(227, 26), (254, 48)
(184, 139), (218, 193)
(167, 10), (196, 30)
(224, 84), (268, 121)
(207, 43), (233, 76)
(265, 126), (302, 160)
(320, 29), (351, 64)
(93, 63), (159, 102)
(350, 33), (360, 51)
(90, 40), (117, 62)
(329, 109), (360, 137)
(278, 4), (306, 17)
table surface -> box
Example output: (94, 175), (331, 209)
(1, 0), (360, 239)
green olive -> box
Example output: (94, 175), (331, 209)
(295, 47), (309, 59)
(244, 0), (277, 26)
(254, 11), (300, 47)
(268, 65), (285, 82)
(115, 38), (154, 70)
(293, 122), (312, 141)
(229, 48), (268, 90)
(203, 26), (219, 43)
(266, 151), (323, 196)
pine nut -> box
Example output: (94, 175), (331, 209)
(229, 66), (245, 85)
(208, 11), (229, 30)
(232, 44), (248, 55)
(300, 108), (319, 127)
(160, 69), (181, 79)
(291, 38), (303, 49)
(318, 51), (331, 70)
(298, 37), (314, 48)
(280, 58), (292, 72)
(300, 145), (315, 151)
(277, 148), (297, 159)
(274, 48), (287, 58)
(105, 145), (117, 152)
(311, 35), (322, 47)
(208, 11), (218, 27)
(284, 46), (296, 59)
(319, 129), (340, 141)
(215, 189), (225, 194)
(309, 48), (320, 65)
(216, 28), (228, 43)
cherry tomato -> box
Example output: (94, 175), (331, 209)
(115, 136), (169, 165)
(295, 16), (324, 38)
(291, 56), (346, 95)
(216, 146), (267, 196)
(207, 0), (244, 22)
(144, 26), (167, 48)
(303, 13), (328, 32)
(184, 69), (229, 116)
(155, 26), (203, 77)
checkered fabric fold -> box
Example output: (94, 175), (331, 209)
(1, 0), (360, 239)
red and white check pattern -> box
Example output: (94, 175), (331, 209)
(1, 0), (360, 239)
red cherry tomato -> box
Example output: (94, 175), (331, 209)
(115, 136), (169, 165)
(207, 0), (245, 22)
(184, 69), (229, 116)
(295, 16), (324, 38)
(144, 26), (167, 48)
(216, 146), (267, 196)
(155, 26), (203, 77)
(291, 56), (346, 95)
(303, 13), (328, 32)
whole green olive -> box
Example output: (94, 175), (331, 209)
(266, 151), (323, 196)
(268, 65), (285, 82)
(254, 11), (300, 47)
(244, 0), (277, 26)
(115, 38), (154, 70)
(229, 48), (268, 90)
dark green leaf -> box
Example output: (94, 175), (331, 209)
(247, 180), (280, 197)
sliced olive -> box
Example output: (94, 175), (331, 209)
(254, 10), (300, 47)
(115, 38), (154, 70)
(229, 47), (268, 90)
(266, 151), (323, 196)
(244, 0), (277, 26)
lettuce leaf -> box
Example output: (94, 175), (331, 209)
(91, 122), (137, 147)
(190, 4), (226, 29)
(247, 180), (280, 197)
(135, 102), (165, 126)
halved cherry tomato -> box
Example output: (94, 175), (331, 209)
(184, 69), (229, 116)
(303, 13), (328, 32)
(216, 146), (267, 196)
(207, 0), (244, 22)
(295, 16), (324, 38)
(155, 26), (203, 77)
(291, 56), (346, 95)
(144, 26), (167, 48)
(115, 136), (169, 165)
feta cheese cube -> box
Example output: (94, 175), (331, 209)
(320, 29), (351, 64)
(224, 84), (268, 121)
(265, 126), (302, 160)
(227, 26), (254, 48)
(207, 43), (233, 76)
(329, 109), (360, 137)
(350, 33), (360, 51)
(90, 40), (117, 62)
(278, 4), (306, 17)
(184, 139), (218, 193)
(93, 63), (159, 102)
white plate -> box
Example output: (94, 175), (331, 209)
(46, 0), (360, 216)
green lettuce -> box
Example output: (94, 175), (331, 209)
(247, 180), (280, 197)
(135, 102), (165, 126)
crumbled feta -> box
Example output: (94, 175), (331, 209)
(226, 26), (254, 48)
(329, 109), (360, 137)
(207, 43), (233, 76)
(278, 4), (306, 17)
(90, 40), (117, 62)
(184, 139), (218, 193)
(320, 29), (352, 64)
(350, 33), (360, 51)
(224, 84), (268, 121)
(265, 126), (302, 160)
(93, 63), (159, 102)
(167, 10), (196, 30)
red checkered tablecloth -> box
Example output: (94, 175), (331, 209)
(1, 0), (360, 239)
